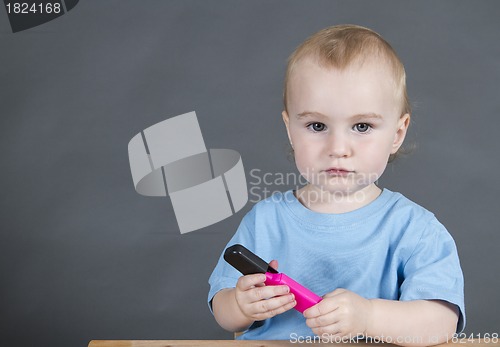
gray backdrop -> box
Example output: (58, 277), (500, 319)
(1, 1), (499, 346)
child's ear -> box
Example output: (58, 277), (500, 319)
(282, 110), (292, 144)
(391, 113), (411, 154)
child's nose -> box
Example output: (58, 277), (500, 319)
(326, 131), (351, 158)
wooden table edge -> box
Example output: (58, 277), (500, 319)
(87, 339), (499, 347)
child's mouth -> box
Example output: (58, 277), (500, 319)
(324, 168), (352, 176)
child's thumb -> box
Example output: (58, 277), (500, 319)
(269, 259), (279, 271)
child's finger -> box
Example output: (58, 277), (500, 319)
(248, 284), (290, 303)
(305, 309), (338, 329)
(236, 273), (267, 290)
(303, 298), (337, 319)
(252, 293), (296, 319)
(323, 288), (347, 298)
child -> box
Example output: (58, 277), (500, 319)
(208, 24), (464, 346)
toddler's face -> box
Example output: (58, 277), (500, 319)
(283, 57), (410, 198)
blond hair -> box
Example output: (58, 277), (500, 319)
(283, 24), (411, 162)
(283, 24), (411, 116)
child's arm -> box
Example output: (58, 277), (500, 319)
(367, 297), (458, 345)
(212, 287), (254, 332)
(212, 264), (297, 332)
(304, 288), (458, 347)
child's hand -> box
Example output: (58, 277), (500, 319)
(234, 260), (297, 321)
(303, 288), (373, 338)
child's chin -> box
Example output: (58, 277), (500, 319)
(311, 183), (357, 196)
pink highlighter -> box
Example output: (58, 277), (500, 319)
(264, 272), (322, 313)
(224, 244), (322, 313)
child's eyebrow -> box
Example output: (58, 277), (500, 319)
(296, 111), (383, 121)
(296, 111), (325, 119)
(350, 113), (384, 122)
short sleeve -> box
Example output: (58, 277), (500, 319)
(400, 218), (465, 332)
(207, 207), (257, 314)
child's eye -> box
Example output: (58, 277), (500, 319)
(354, 123), (371, 133)
(307, 122), (327, 132)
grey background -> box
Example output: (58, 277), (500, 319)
(1, 1), (499, 346)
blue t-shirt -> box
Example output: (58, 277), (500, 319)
(208, 189), (465, 340)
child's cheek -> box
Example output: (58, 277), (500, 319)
(294, 151), (316, 183)
(360, 141), (391, 177)
(371, 155), (390, 180)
